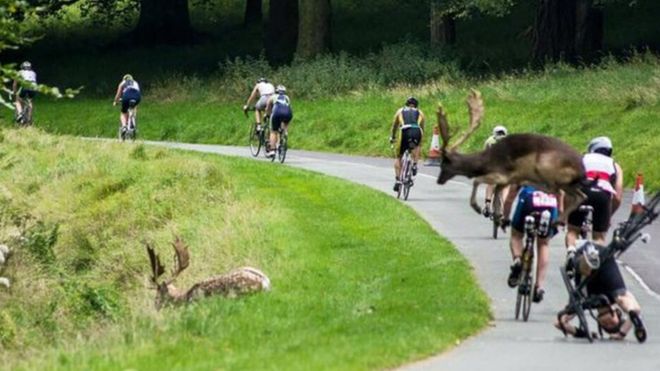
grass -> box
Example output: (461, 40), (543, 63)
(0, 128), (489, 370)
(17, 54), (660, 189)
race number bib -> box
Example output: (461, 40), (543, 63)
(532, 191), (557, 208)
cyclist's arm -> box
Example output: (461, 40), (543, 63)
(390, 110), (401, 139)
(611, 162), (624, 214)
(502, 184), (519, 219)
(265, 97), (274, 116)
(418, 110), (426, 132)
(113, 82), (123, 104)
(245, 85), (258, 107)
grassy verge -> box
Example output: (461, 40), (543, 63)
(18, 55), (660, 189)
(0, 128), (488, 370)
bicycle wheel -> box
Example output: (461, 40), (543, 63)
(278, 133), (288, 163)
(403, 160), (412, 201)
(515, 288), (523, 320)
(397, 154), (408, 200)
(522, 275), (533, 321)
(118, 125), (126, 141)
(249, 124), (261, 157)
(492, 218), (499, 239)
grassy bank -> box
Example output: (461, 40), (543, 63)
(17, 55), (660, 189)
(0, 128), (488, 369)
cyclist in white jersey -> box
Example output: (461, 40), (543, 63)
(12, 61), (37, 122)
(244, 77), (275, 131)
(113, 74), (142, 132)
(482, 125), (509, 217)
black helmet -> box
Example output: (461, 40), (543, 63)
(405, 96), (418, 107)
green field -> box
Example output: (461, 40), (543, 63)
(0, 128), (488, 369)
(20, 54), (660, 189)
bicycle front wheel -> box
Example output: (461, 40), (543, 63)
(249, 124), (261, 157)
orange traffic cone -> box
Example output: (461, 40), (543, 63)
(630, 173), (645, 216)
(424, 124), (442, 166)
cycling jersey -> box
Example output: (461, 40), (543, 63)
(583, 153), (617, 195)
(511, 185), (559, 238)
(18, 70), (37, 84)
(256, 82), (275, 96)
(270, 93), (290, 108)
(122, 80), (140, 94)
(397, 107), (423, 129)
(270, 93), (293, 132)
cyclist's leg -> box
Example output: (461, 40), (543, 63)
(269, 114), (281, 156)
(535, 237), (550, 297)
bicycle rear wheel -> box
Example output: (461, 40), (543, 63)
(278, 133), (288, 163)
(492, 218), (499, 239)
(521, 275), (533, 321)
(249, 124), (262, 157)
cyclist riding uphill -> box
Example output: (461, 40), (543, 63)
(12, 61), (37, 122)
(265, 85), (293, 158)
(243, 77), (275, 131)
(501, 184), (559, 303)
(482, 125), (509, 216)
(113, 74), (142, 133)
(389, 96), (425, 192)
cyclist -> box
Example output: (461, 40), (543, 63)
(502, 184), (559, 303)
(243, 77), (275, 132)
(112, 74), (142, 133)
(12, 61), (37, 123)
(565, 136), (623, 258)
(482, 125), (509, 217)
(265, 85), (293, 158)
(389, 97), (425, 192)
(555, 241), (645, 340)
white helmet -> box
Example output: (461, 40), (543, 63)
(493, 125), (507, 137)
(587, 136), (613, 156)
(20, 61), (32, 70)
(276, 85), (286, 93)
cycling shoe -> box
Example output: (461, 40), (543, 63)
(507, 260), (522, 288)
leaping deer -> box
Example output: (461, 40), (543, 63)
(146, 236), (270, 309)
(435, 89), (586, 223)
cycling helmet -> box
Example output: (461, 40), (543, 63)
(576, 240), (601, 276)
(123, 74), (134, 81)
(257, 77), (268, 83)
(587, 136), (613, 156)
(493, 125), (508, 138)
(20, 61), (32, 70)
(276, 85), (286, 93)
(405, 96), (418, 107)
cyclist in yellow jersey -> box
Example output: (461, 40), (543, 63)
(389, 97), (425, 192)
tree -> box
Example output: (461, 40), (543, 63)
(244, 0), (262, 26)
(133, 0), (193, 44)
(429, 0), (514, 47)
(266, 0), (298, 64)
(296, 0), (331, 59)
(532, 0), (576, 62)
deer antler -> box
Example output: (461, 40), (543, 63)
(166, 236), (190, 284)
(447, 89), (485, 152)
(437, 104), (450, 152)
(146, 243), (165, 284)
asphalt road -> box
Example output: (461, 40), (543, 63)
(143, 141), (660, 371)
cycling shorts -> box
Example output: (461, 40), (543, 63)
(511, 188), (558, 238)
(271, 106), (292, 132)
(18, 88), (36, 99)
(568, 186), (612, 233)
(396, 126), (422, 157)
(585, 255), (627, 303)
(121, 89), (142, 113)
(255, 94), (272, 111)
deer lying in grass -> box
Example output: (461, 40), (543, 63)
(0, 244), (11, 288)
(146, 237), (270, 309)
(435, 89), (586, 223)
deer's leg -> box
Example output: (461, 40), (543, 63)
(559, 187), (586, 225)
(470, 180), (482, 214)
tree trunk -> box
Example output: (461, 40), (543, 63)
(574, 0), (603, 62)
(133, 0), (193, 44)
(296, 0), (332, 59)
(430, 2), (456, 46)
(244, 0), (262, 26)
(266, 0), (299, 64)
(532, 0), (576, 63)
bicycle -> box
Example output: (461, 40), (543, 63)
(14, 95), (33, 127)
(514, 210), (551, 321)
(394, 147), (415, 200)
(119, 99), (138, 141)
(484, 190), (505, 239)
(557, 192), (660, 343)
(245, 107), (271, 158)
(276, 127), (288, 163)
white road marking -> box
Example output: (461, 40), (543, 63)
(618, 260), (660, 302)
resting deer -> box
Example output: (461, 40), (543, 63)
(146, 237), (270, 309)
(435, 89), (586, 223)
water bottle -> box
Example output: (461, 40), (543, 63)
(524, 215), (535, 233)
(539, 210), (551, 236)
